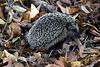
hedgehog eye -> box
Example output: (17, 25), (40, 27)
(72, 29), (77, 32)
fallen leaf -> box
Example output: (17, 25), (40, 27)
(79, 46), (86, 58)
(72, 13), (79, 19)
(45, 64), (59, 67)
(30, 4), (39, 19)
(19, 20), (32, 28)
(0, 18), (6, 24)
(24, 13), (30, 20)
(57, 3), (66, 13)
(49, 57), (57, 63)
(18, 57), (27, 62)
(90, 29), (100, 36)
(67, 8), (78, 14)
(78, 16), (83, 23)
(0, 33), (3, 39)
(59, 57), (68, 67)
(34, 0), (41, 1)
(7, 12), (13, 23)
(80, 59), (89, 65)
(71, 61), (83, 67)
(38, 11), (45, 16)
(81, 5), (90, 14)
(90, 59), (100, 67)
(81, 0), (86, 5)
(14, 63), (24, 67)
(89, 48), (100, 54)
(91, 37), (100, 43)
(68, 41), (78, 46)
(4, 40), (12, 48)
(13, 16), (23, 23)
(39, 48), (45, 52)
(13, 52), (19, 58)
(0, 7), (6, 20)
(13, 5), (30, 14)
(81, 48), (100, 55)
(55, 60), (64, 67)
(82, 23), (98, 32)
(28, 56), (37, 62)
(74, 1), (82, 6)
(7, 23), (21, 39)
(6, 58), (13, 67)
(37, 4), (41, 11)
(67, 52), (77, 62)
(60, 0), (71, 5)
(2, 50), (17, 63)
(14, 0), (19, 2)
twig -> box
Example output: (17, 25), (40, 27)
(49, 50), (53, 57)
(2, 0), (14, 33)
(88, 14), (100, 21)
(19, 0), (28, 9)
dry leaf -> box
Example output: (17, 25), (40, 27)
(68, 8), (77, 13)
(90, 29), (100, 36)
(13, 5), (30, 14)
(34, 52), (42, 61)
(55, 60), (64, 67)
(45, 64), (59, 67)
(78, 16), (83, 23)
(81, 5), (90, 14)
(82, 23), (98, 32)
(59, 57), (68, 67)
(0, 7), (6, 20)
(0, 33), (3, 39)
(38, 11), (45, 16)
(87, 59), (100, 67)
(2, 50), (17, 63)
(6, 58), (13, 67)
(92, 37), (100, 43)
(37, 4), (41, 11)
(14, 63), (24, 67)
(74, 1), (82, 6)
(72, 13), (79, 19)
(79, 46), (86, 58)
(13, 16), (23, 23)
(67, 52), (77, 62)
(81, 0), (86, 5)
(60, 0), (71, 5)
(14, 0), (19, 2)
(13, 5), (26, 12)
(57, 4), (66, 13)
(7, 23), (21, 39)
(14, 52), (19, 58)
(0, 18), (6, 24)
(19, 20), (32, 28)
(24, 13), (30, 20)
(18, 57), (27, 62)
(7, 12), (13, 23)
(49, 57), (57, 63)
(89, 48), (100, 54)
(71, 61), (83, 67)
(81, 48), (100, 55)
(30, 4), (39, 19)
(4, 40), (12, 48)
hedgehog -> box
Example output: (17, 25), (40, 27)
(27, 12), (80, 50)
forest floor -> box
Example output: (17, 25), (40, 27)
(0, 0), (100, 67)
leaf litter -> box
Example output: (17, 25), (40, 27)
(0, 0), (100, 67)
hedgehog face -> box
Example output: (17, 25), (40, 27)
(66, 22), (80, 40)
